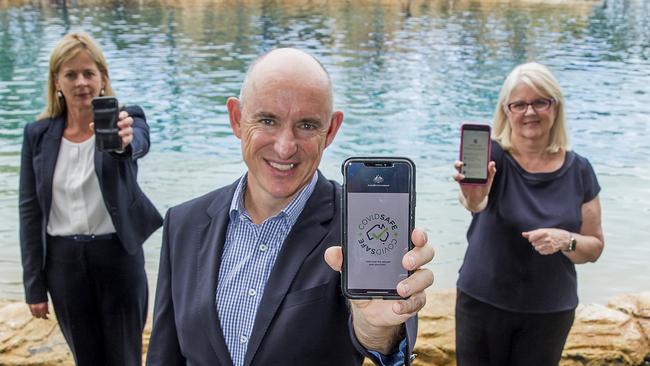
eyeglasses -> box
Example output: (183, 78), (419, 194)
(506, 98), (555, 113)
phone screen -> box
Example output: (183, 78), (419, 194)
(460, 125), (490, 183)
(343, 159), (414, 298)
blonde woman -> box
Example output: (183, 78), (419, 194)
(452, 62), (604, 365)
(19, 32), (162, 365)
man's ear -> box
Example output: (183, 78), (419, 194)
(324, 110), (343, 148)
(227, 97), (242, 139)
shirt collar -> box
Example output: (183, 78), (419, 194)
(229, 171), (319, 226)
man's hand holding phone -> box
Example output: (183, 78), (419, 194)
(324, 228), (434, 354)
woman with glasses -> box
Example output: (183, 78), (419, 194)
(19, 32), (162, 365)
(452, 62), (604, 365)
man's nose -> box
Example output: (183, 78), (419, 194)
(274, 127), (298, 158)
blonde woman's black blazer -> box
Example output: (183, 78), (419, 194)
(19, 105), (163, 304)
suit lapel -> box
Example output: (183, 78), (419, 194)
(40, 117), (65, 218)
(243, 173), (336, 366)
(93, 141), (103, 186)
(197, 181), (239, 365)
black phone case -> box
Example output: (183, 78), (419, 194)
(459, 123), (491, 185)
(341, 157), (416, 300)
(92, 96), (121, 152)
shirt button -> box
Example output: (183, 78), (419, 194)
(240, 335), (248, 344)
(248, 288), (257, 297)
(259, 244), (268, 252)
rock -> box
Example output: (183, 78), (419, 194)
(142, 320), (152, 365)
(609, 292), (650, 343)
(411, 289), (456, 366)
(562, 303), (649, 366)
(2, 292), (650, 365)
(0, 300), (72, 365)
(0, 302), (33, 331)
(387, 290), (650, 366)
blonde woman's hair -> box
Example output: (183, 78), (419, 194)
(492, 62), (569, 153)
(38, 32), (114, 120)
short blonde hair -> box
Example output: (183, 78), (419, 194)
(492, 62), (569, 153)
(38, 32), (114, 120)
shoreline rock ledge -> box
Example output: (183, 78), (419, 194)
(1, 289), (649, 365)
(409, 290), (650, 366)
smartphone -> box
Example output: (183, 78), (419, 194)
(92, 96), (121, 152)
(459, 123), (491, 185)
(342, 157), (416, 299)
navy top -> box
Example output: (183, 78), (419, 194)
(457, 140), (600, 313)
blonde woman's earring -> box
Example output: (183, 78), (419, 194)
(100, 88), (105, 96)
(56, 90), (63, 98)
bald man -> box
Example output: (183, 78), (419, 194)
(146, 48), (434, 366)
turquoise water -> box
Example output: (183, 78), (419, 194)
(1, 0), (649, 305)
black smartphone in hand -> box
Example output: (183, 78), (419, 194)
(342, 157), (416, 300)
(92, 96), (121, 152)
(459, 123), (491, 185)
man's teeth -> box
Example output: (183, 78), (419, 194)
(269, 162), (295, 171)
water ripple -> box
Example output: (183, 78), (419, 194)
(0, 0), (648, 303)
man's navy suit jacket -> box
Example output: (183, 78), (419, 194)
(146, 172), (416, 366)
(19, 106), (163, 304)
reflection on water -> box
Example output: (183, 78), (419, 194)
(1, 0), (649, 304)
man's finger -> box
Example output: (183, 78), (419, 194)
(324, 246), (342, 272)
(410, 228), (428, 248)
(397, 268), (433, 298)
(402, 243), (435, 271)
(393, 291), (426, 316)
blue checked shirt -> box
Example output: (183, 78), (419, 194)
(216, 172), (318, 366)
(216, 172), (408, 366)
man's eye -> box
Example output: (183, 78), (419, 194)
(300, 122), (317, 130)
(260, 119), (274, 126)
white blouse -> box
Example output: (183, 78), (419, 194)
(47, 135), (116, 236)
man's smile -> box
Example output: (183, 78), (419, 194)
(268, 160), (296, 171)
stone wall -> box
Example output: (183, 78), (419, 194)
(1, 290), (649, 365)
(410, 290), (650, 366)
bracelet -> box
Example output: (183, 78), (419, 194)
(564, 234), (577, 252)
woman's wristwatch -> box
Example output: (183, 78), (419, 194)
(564, 234), (577, 252)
